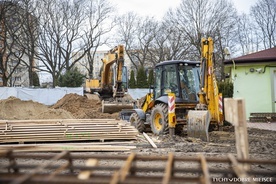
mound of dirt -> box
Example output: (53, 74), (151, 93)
(52, 93), (119, 119)
(0, 93), (125, 120)
(0, 96), (73, 120)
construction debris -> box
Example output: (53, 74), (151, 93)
(0, 119), (138, 143)
(143, 132), (157, 148)
(0, 151), (275, 184)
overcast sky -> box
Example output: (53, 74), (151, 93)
(114, 0), (258, 19)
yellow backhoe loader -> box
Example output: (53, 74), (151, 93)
(122, 37), (223, 141)
(86, 45), (133, 113)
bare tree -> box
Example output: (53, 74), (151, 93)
(236, 14), (262, 55)
(82, 0), (114, 79)
(0, 1), (25, 86)
(168, 0), (238, 60)
(15, 0), (40, 86)
(133, 17), (159, 68)
(115, 12), (141, 70)
(250, 0), (276, 49)
(36, 0), (114, 87)
(149, 19), (193, 65)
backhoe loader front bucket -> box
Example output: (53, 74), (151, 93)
(187, 110), (211, 141)
(102, 100), (133, 113)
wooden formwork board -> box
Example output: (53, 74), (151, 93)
(0, 119), (138, 143)
(0, 151), (275, 184)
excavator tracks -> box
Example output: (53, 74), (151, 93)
(0, 151), (275, 184)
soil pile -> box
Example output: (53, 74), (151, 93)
(52, 93), (119, 119)
(0, 94), (121, 120)
(0, 96), (73, 120)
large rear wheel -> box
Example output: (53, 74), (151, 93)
(129, 113), (146, 133)
(150, 103), (169, 135)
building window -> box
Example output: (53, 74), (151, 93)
(15, 77), (21, 81)
(12, 60), (18, 66)
(15, 68), (22, 73)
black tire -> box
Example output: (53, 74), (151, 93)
(129, 112), (146, 133)
(150, 103), (169, 135)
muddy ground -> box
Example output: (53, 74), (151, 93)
(0, 93), (275, 160)
(0, 94), (275, 180)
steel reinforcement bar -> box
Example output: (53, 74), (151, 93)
(0, 151), (275, 184)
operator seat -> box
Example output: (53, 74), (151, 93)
(180, 82), (196, 101)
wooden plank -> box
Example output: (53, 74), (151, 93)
(199, 154), (211, 184)
(118, 152), (136, 181)
(228, 154), (256, 184)
(0, 144), (136, 152)
(224, 98), (249, 168)
(110, 171), (120, 184)
(143, 132), (157, 148)
(162, 152), (174, 184)
(0, 119), (138, 143)
(78, 159), (98, 180)
(11, 151), (69, 184)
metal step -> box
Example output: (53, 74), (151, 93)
(249, 113), (276, 122)
(250, 112), (276, 117)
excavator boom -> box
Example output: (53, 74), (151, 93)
(86, 45), (133, 113)
(188, 37), (223, 141)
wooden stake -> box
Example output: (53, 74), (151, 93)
(224, 98), (249, 169)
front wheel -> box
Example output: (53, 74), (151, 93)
(129, 112), (146, 133)
(150, 103), (169, 135)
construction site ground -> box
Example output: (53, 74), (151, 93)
(0, 94), (275, 183)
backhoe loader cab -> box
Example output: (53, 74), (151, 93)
(153, 60), (200, 103)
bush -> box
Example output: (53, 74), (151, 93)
(58, 68), (85, 87)
(148, 69), (154, 86)
(32, 72), (40, 87)
(218, 81), (233, 98)
(129, 70), (136, 88)
(136, 66), (148, 88)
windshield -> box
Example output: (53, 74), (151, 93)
(154, 62), (200, 102)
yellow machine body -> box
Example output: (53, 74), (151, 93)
(86, 45), (132, 113)
(126, 37), (223, 141)
(188, 37), (224, 141)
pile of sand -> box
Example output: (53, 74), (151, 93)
(0, 96), (73, 120)
(52, 93), (119, 119)
(0, 94), (126, 120)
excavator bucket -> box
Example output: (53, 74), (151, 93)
(187, 110), (211, 141)
(102, 100), (133, 113)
